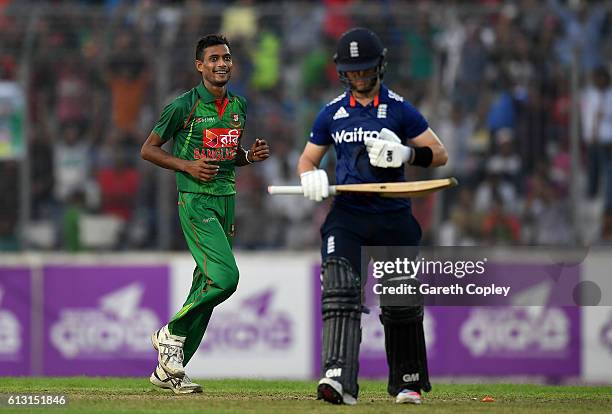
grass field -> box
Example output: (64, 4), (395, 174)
(0, 378), (610, 414)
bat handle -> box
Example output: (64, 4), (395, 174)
(267, 185), (302, 195)
(267, 185), (337, 195)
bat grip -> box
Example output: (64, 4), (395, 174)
(267, 185), (338, 195)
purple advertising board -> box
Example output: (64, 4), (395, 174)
(0, 267), (31, 376)
(43, 265), (169, 376)
(313, 262), (581, 378)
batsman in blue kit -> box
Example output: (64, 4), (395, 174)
(297, 28), (448, 405)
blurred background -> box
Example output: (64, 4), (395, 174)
(0, 0), (611, 250)
(0, 0), (611, 383)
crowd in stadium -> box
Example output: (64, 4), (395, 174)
(0, 0), (611, 250)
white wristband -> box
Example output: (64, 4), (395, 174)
(245, 149), (253, 164)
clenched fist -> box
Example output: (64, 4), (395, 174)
(300, 169), (329, 201)
(248, 138), (270, 162)
(364, 128), (413, 168)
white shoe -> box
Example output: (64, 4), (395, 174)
(150, 364), (202, 394)
(317, 378), (357, 405)
(396, 389), (422, 404)
(151, 326), (186, 378)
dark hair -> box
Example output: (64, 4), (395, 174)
(196, 34), (230, 60)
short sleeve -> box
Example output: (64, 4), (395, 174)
(236, 95), (247, 122)
(152, 100), (186, 142)
(401, 101), (429, 140)
(309, 108), (331, 145)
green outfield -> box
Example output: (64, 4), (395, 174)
(0, 378), (610, 414)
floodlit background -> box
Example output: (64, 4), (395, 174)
(0, 0), (611, 383)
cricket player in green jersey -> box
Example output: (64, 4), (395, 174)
(141, 34), (270, 394)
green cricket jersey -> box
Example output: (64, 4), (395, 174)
(152, 82), (247, 195)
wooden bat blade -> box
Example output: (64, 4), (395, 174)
(334, 178), (458, 197)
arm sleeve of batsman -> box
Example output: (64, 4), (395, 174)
(309, 108), (333, 146)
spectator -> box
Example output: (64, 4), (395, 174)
(0, 161), (18, 250)
(549, 0), (606, 72)
(250, 28), (281, 92)
(61, 191), (86, 252)
(581, 66), (612, 201)
(435, 103), (477, 179)
(486, 128), (522, 190)
(454, 22), (488, 112)
(220, 0), (257, 42)
(522, 172), (572, 245)
(55, 56), (91, 129)
(29, 132), (55, 220)
(404, 10), (438, 100)
(322, 0), (355, 39)
(486, 74), (517, 143)
(52, 123), (92, 204)
(482, 196), (521, 244)
(475, 170), (519, 214)
(96, 148), (139, 222)
(515, 82), (552, 173)
(3, 2), (611, 250)
(440, 187), (483, 246)
(106, 31), (150, 135)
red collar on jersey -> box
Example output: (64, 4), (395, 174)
(349, 93), (379, 108)
(214, 98), (230, 119)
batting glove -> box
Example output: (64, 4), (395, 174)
(300, 169), (329, 201)
(364, 128), (414, 168)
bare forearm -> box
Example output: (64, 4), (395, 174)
(141, 145), (188, 172)
(429, 144), (448, 167)
(297, 154), (318, 175)
(410, 128), (448, 168)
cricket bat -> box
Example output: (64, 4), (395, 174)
(268, 178), (458, 198)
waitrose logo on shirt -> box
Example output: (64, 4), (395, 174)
(332, 128), (379, 144)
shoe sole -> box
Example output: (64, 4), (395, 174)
(149, 374), (202, 395)
(317, 382), (343, 405)
(396, 395), (422, 404)
(151, 331), (185, 379)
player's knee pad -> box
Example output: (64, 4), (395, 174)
(320, 257), (361, 398)
(322, 256), (361, 314)
(380, 305), (431, 395)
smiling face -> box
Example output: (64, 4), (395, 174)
(196, 44), (233, 88)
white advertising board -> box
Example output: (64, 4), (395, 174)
(170, 252), (317, 379)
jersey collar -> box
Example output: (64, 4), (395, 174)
(348, 84), (385, 108)
(196, 82), (233, 103)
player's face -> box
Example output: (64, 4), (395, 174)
(196, 44), (233, 87)
(346, 68), (378, 94)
